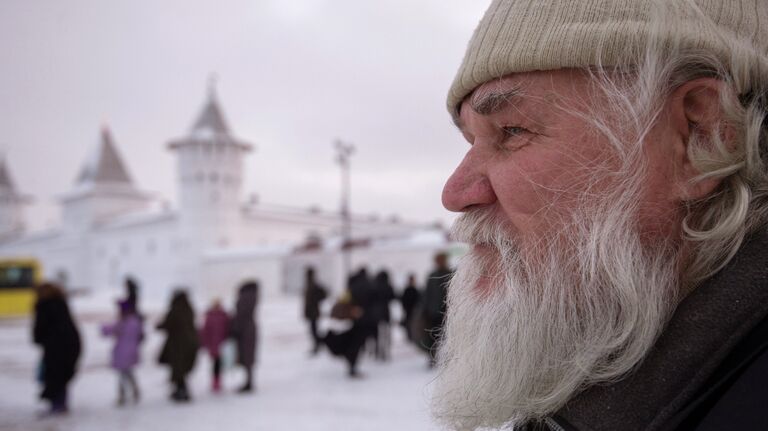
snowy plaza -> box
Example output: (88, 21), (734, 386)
(0, 295), (441, 431)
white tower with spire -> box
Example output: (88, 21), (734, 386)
(168, 83), (252, 249)
(167, 83), (252, 292)
(53, 127), (153, 291)
(61, 127), (152, 232)
(0, 157), (29, 238)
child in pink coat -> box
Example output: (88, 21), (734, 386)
(199, 299), (230, 392)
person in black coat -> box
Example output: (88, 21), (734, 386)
(372, 270), (396, 361)
(157, 289), (198, 402)
(348, 268), (379, 359)
(400, 273), (422, 342)
(231, 280), (259, 392)
(302, 267), (327, 355)
(33, 282), (82, 415)
(422, 253), (452, 366)
(324, 269), (372, 377)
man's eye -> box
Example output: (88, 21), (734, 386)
(496, 126), (532, 152)
(501, 126), (527, 137)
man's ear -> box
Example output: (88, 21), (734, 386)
(666, 77), (735, 201)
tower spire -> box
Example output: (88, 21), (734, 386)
(207, 72), (218, 100)
(0, 155), (17, 191)
(77, 126), (133, 186)
(190, 75), (230, 134)
(0, 154), (27, 236)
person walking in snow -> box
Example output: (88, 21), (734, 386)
(422, 253), (452, 367)
(200, 299), (230, 393)
(372, 270), (396, 361)
(102, 300), (143, 405)
(302, 266), (327, 355)
(231, 281), (259, 393)
(324, 269), (371, 377)
(157, 289), (198, 402)
(32, 282), (82, 415)
(399, 273), (422, 343)
(347, 268), (378, 359)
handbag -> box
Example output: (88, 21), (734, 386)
(330, 301), (356, 320)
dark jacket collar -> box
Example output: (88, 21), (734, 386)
(556, 231), (768, 431)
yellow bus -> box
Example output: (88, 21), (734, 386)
(0, 259), (42, 317)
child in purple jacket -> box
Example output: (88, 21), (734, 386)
(102, 300), (143, 405)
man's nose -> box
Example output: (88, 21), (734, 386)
(441, 151), (496, 212)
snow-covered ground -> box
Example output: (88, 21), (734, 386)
(0, 295), (441, 431)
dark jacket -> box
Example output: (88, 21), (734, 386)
(400, 284), (421, 316)
(535, 232), (768, 431)
(349, 270), (376, 326)
(33, 296), (82, 401)
(231, 283), (258, 368)
(372, 272), (396, 323)
(424, 267), (452, 322)
(157, 294), (198, 381)
(303, 281), (327, 320)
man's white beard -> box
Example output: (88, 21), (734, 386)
(431, 206), (682, 430)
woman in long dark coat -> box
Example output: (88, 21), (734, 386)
(303, 267), (327, 355)
(33, 282), (82, 414)
(400, 274), (422, 342)
(372, 271), (396, 361)
(157, 289), (198, 402)
(231, 280), (258, 393)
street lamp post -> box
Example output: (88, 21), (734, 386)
(334, 139), (355, 286)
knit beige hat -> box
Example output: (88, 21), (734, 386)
(447, 0), (768, 115)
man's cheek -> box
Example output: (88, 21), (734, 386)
(495, 169), (566, 218)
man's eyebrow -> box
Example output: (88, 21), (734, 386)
(469, 86), (523, 116)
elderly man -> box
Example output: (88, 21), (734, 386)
(432, 1), (768, 430)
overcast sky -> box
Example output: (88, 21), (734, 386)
(0, 0), (490, 230)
